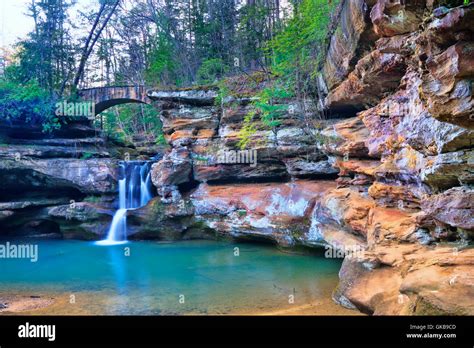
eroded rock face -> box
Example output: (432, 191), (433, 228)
(0, 118), (128, 239)
(334, 244), (474, 315)
(370, 0), (424, 37)
(46, 203), (114, 239)
(315, 3), (474, 315)
(190, 180), (336, 247)
(149, 95), (340, 198)
(0, 158), (117, 195)
(125, 197), (201, 240)
(322, 117), (372, 158)
(421, 41), (474, 128)
(151, 147), (192, 187)
(148, 89), (218, 106)
(419, 4), (474, 129)
(314, 188), (374, 238)
(420, 149), (474, 189)
(322, 0), (377, 91)
(159, 103), (219, 147)
(359, 69), (474, 158)
(421, 187), (474, 230)
(326, 49), (406, 111)
(368, 181), (429, 208)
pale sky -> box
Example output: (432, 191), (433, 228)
(0, 0), (100, 50)
(0, 0), (34, 49)
(0, 0), (292, 50)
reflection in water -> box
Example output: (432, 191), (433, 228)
(106, 245), (129, 295)
(0, 239), (345, 315)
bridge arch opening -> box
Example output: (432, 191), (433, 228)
(95, 98), (149, 115)
(94, 102), (166, 146)
(77, 86), (166, 146)
(78, 86), (152, 115)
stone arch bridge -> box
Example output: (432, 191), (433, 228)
(78, 85), (218, 115)
(78, 86), (152, 115)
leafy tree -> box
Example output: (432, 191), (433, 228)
(144, 35), (179, 87)
(238, 0), (340, 147)
(0, 76), (59, 132)
(14, 0), (76, 95)
(268, 0), (339, 97)
(197, 58), (229, 84)
(98, 103), (165, 145)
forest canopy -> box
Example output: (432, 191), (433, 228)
(0, 0), (341, 139)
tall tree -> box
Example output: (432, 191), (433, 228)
(73, 0), (121, 89)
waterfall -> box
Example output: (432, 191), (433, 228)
(140, 164), (152, 206)
(96, 161), (153, 246)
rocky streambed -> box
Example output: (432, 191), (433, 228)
(0, 1), (473, 316)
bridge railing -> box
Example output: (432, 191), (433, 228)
(78, 85), (150, 92)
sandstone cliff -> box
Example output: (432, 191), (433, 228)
(146, 1), (474, 315)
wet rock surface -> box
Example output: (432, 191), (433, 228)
(190, 180), (336, 247)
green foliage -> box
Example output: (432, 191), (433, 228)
(144, 35), (180, 87)
(0, 76), (59, 133)
(80, 152), (94, 160)
(440, 0), (470, 6)
(267, 0), (339, 91)
(197, 58), (228, 84)
(215, 80), (231, 107)
(254, 85), (292, 128)
(237, 2), (275, 68)
(237, 0), (339, 148)
(238, 84), (292, 149)
(155, 134), (167, 145)
(98, 103), (165, 146)
(237, 209), (247, 217)
(238, 110), (258, 149)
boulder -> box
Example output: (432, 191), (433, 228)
(46, 202), (114, 239)
(126, 197), (200, 240)
(151, 147), (192, 187)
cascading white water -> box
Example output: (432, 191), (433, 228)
(140, 165), (152, 206)
(96, 161), (153, 246)
(104, 208), (127, 242)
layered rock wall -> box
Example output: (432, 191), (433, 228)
(318, 0), (474, 315)
(0, 120), (119, 238)
(146, 1), (474, 315)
